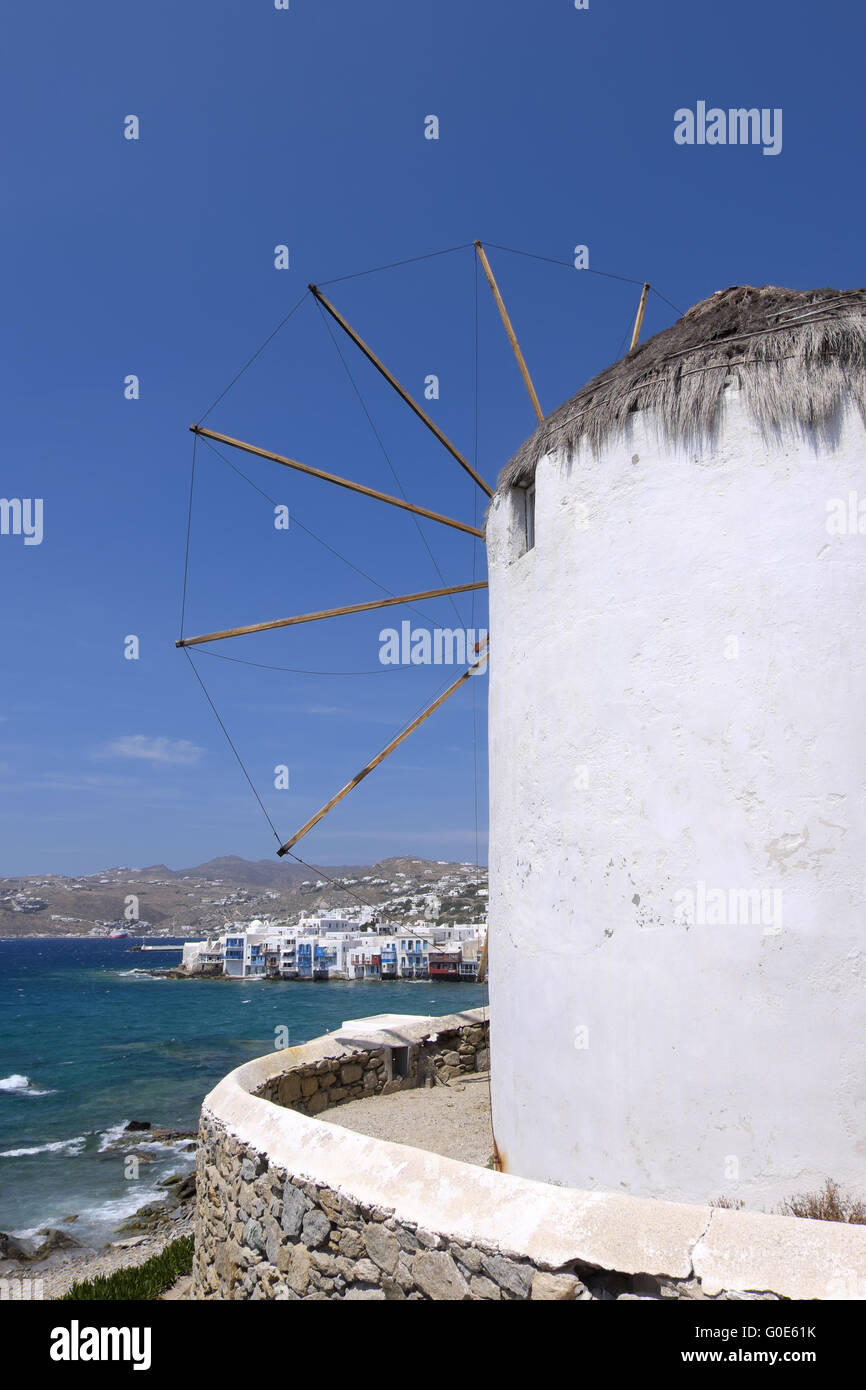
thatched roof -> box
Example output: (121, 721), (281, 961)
(498, 285), (866, 492)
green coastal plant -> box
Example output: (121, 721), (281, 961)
(60, 1236), (194, 1301)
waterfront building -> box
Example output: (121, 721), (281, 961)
(397, 933), (430, 979)
(181, 914), (484, 985)
(428, 946), (461, 981)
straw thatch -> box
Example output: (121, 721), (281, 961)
(497, 285), (866, 492)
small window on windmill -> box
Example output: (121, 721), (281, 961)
(522, 482), (536, 553)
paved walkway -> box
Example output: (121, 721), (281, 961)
(319, 1073), (495, 1168)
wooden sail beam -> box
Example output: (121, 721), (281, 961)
(176, 581), (488, 649)
(629, 282), (651, 351)
(276, 641), (489, 856)
(309, 284), (493, 500)
(474, 241), (544, 423)
(189, 426), (484, 538)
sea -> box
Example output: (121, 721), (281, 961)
(0, 938), (485, 1248)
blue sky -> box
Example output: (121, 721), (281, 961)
(2, 0), (864, 876)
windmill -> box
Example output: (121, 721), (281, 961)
(176, 241), (658, 975)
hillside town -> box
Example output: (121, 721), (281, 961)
(180, 909), (486, 982)
(0, 856), (487, 939)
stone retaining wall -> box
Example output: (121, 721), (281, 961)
(254, 1018), (489, 1117)
(194, 1010), (866, 1301)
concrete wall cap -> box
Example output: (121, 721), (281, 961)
(200, 1013), (866, 1298)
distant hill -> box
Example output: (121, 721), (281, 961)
(0, 856), (487, 937)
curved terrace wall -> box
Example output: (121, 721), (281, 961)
(194, 1010), (866, 1301)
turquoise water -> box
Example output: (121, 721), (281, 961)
(0, 938), (485, 1245)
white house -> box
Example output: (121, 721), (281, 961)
(181, 938), (224, 973)
(397, 933), (430, 979)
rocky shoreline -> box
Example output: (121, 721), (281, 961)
(0, 1121), (197, 1300)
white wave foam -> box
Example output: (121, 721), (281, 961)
(133, 1139), (196, 1157)
(0, 1074), (30, 1092)
(0, 1073), (56, 1097)
(74, 1182), (169, 1228)
(10, 1178), (173, 1244)
(97, 1121), (132, 1153)
(0, 1135), (87, 1159)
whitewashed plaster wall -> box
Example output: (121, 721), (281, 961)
(486, 385), (866, 1207)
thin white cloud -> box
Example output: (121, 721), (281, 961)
(105, 735), (203, 766)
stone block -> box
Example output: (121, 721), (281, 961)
(281, 1184), (312, 1237)
(531, 1271), (583, 1300)
(278, 1073), (302, 1104)
(300, 1209), (331, 1249)
(318, 1189), (342, 1221)
(482, 1254), (534, 1299)
(339, 1229), (364, 1260)
(264, 1218), (283, 1266)
(412, 1250), (470, 1301)
(278, 1242), (311, 1295)
(470, 1275), (501, 1300)
(364, 1223), (399, 1275)
(241, 1223), (265, 1256)
(340, 1063), (364, 1084)
(311, 1250), (338, 1274)
(300, 1075), (318, 1098)
(452, 1244), (483, 1274)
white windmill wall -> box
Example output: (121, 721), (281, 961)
(486, 383), (866, 1208)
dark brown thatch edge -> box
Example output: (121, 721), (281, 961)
(496, 285), (866, 495)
